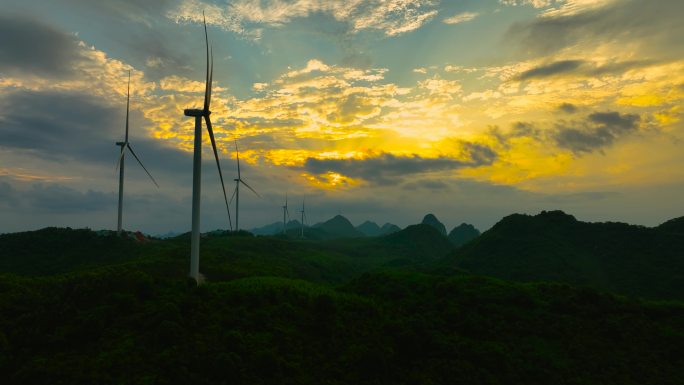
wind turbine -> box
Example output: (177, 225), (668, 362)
(184, 13), (232, 282)
(300, 198), (306, 238)
(282, 193), (290, 234)
(230, 139), (260, 231)
(115, 70), (158, 235)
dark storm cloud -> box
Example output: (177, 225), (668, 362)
(515, 60), (651, 81)
(516, 60), (584, 81)
(62, 0), (176, 18)
(493, 112), (641, 155)
(558, 103), (578, 114)
(508, 0), (684, 58)
(0, 180), (114, 212)
(301, 148), (497, 185)
(554, 112), (640, 154)
(53, 0), (192, 80)
(0, 90), (120, 155)
(0, 89), (192, 179)
(587, 112), (640, 130)
(25, 184), (117, 213)
(0, 181), (19, 207)
(0, 15), (83, 77)
(402, 180), (450, 191)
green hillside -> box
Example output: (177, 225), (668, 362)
(445, 211), (684, 300)
(1, 221), (684, 384)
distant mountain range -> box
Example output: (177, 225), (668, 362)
(251, 220), (302, 236)
(250, 213), (479, 243)
(250, 216), (402, 239)
(356, 221), (401, 237)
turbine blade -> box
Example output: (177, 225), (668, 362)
(203, 12), (211, 112)
(229, 183), (237, 205)
(126, 143), (159, 188)
(125, 70), (130, 142)
(115, 145), (125, 173)
(240, 179), (260, 198)
(205, 116), (233, 230)
(208, 46), (213, 110)
(234, 139), (241, 178)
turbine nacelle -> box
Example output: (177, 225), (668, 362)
(184, 108), (207, 117)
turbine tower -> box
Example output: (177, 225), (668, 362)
(231, 139), (260, 231)
(300, 198), (306, 238)
(115, 70), (158, 235)
(282, 193), (290, 234)
(184, 14), (232, 282)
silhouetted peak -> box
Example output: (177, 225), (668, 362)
(389, 224), (445, 241)
(421, 214), (447, 236)
(658, 216), (684, 233)
(327, 215), (353, 225)
(493, 210), (577, 231)
(379, 223), (401, 235)
(315, 215), (364, 238)
(357, 221), (381, 236)
(448, 223), (480, 247)
(536, 210), (577, 222)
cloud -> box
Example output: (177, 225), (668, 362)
(490, 111), (642, 155)
(170, 0), (440, 37)
(554, 111), (640, 154)
(24, 184), (118, 213)
(499, 0), (554, 8)
(514, 59), (650, 81)
(0, 90), (122, 157)
(515, 60), (584, 80)
(0, 179), (115, 212)
(507, 0), (684, 58)
(443, 12), (479, 25)
(300, 147), (497, 185)
(0, 14), (83, 77)
(0, 88), (192, 184)
(62, 0), (177, 23)
(558, 103), (578, 113)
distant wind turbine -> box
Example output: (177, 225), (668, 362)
(115, 70), (158, 235)
(282, 193), (290, 234)
(184, 13), (233, 282)
(230, 139), (260, 231)
(300, 198), (306, 238)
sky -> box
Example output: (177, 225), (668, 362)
(1, 0), (683, 234)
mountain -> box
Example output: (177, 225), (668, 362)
(448, 223), (480, 247)
(356, 220), (381, 236)
(251, 220), (302, 236)
(421, 214), (447, 236)
(445, 210), (684, 300)
(378, 223), (401, 235)
(377, 224), (455, 264)
(657, 216), (684, 233)
(314, 215), (365, 239)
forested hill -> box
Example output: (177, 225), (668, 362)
(445, 210), (684, 300)
(1, 220), (684, 384)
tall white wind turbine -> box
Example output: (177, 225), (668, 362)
(184, 14), (233, 282)
(282, 193), (290, 234)
(300, 198), (306, 238)
(230, 139), (260, 231)
(116, 71), (158, 235)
